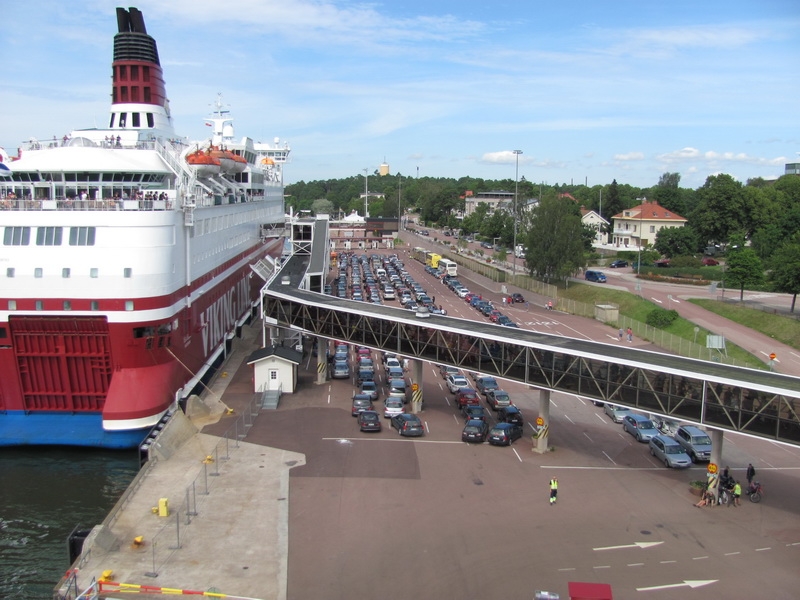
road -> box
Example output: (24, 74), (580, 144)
(253, 251), (800, 600)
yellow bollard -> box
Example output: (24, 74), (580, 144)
(158, 497), (169, 517)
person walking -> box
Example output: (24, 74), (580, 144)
(626, 327), (633, 342)
(549, 478), (558, 505)
(618, 328), (624, 341)
(732, 481), (742, 507)
(746, 463), (756, 485)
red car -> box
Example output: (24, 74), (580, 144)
(455, 388), (481, 409)
(701, 257), (719, 266)
(654, 258), (671, 268)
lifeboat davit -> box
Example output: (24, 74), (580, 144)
(186, 150), (221, 177)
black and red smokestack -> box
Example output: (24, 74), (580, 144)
(111, 7), (166, 108)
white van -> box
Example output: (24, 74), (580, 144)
(383, 286), (396, 300)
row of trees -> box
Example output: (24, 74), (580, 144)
(285, 171), (800, 310)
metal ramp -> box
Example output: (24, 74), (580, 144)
(260, 389), (281, 410)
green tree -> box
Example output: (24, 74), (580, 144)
(768, 236), (800, 313)
(651, 172), (686, 216)
(654, 225), (699, 257)
(524, 194), (586, 283)
(603, 179), (624, 223)
(691, 174), (746, 245)
(725, 248), (764, 301)
(310, 198), (333, 215)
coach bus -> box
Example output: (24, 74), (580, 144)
(438, 258), (458, 277)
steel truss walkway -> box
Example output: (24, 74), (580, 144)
(263, 253), (800, 447)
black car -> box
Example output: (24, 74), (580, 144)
(358, 410), (382, 432)
(390, 413), (425, 437)
(511, 293), (525, 303)
(462, 419), (489, 443)
(488, 423), (523, 446)
(498, 405), (524, 425)
(609, 260), (629, 268)
(462, 405), (487, 422)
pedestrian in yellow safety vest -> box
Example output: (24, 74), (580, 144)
(549, 478), (558, 504)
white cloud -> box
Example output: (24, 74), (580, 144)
(614, 152), (644, 161)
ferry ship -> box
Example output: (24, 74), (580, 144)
(0, 7), (289, 448)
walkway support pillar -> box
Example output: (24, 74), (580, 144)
(410, 359), (423, 414)
(316, 337), (328, 385)
(533, 389), (551, 454)
(709, 429), (724, 469)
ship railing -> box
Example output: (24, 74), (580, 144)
(0, 196), (175, 212)
(139, 392), (266, 579)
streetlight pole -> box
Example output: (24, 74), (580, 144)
(512, 150), (522, 274)
(398, 175), (402, 236)
(363, 168), (369, 218)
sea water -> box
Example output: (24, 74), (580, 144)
(0, 447), (138, 599)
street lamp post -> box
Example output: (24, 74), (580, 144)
(397, 175), (402, 235)
(512, 150), (523, 274)
(362, 168), (369, 218)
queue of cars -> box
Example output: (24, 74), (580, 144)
(599, 401), (710, 468)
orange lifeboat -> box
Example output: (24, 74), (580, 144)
(208, 146), (246, 173)
(186, 149), (221, 177)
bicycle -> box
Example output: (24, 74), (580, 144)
(747, 481), (763, 503)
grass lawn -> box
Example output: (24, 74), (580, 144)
(558, 283), (764, 368)
(688, 299), (800, 352)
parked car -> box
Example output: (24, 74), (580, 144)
(462, 405), (488, 422)
(604, 403), (631, 423)
(439, 365), (460, 379)
(622, 414), (658, 442)
(475, 376), (499, 396)
(454, 388), (481, 409)
(585, 270), (607, 283)
(358, 410), (382, 432)
(701, 257), (719, 266)
(388, 379), (407, 403)
(351, 394), (374, 417)
(511, 293), (525, 303)
(609, 259), (629, 268)
(653, 258), (671, 268)
(332, 360), (350, 379)
(486, 389), (512, 410)
(360, 380), (379, 401)
(391, 413), (425, 437)
(673, 425), (713, 462)
(446, 374), (470, 394)
(462, 419), (490, 443)
(649, 434), (692, 468)
(488, 423), (523, 446)
(383, 397), (405, 419)
(498, 405), (524, 425)
(357, 368), (375, 384)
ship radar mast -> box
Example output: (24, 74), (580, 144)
(205, 93), (236, 146)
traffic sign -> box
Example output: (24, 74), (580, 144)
(769, 353), (777, 361)
(707, 463), (718, 474)
(536, 416), (544, 427)
(411, 383), (419, 392)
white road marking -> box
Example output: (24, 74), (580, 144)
(602, 451), (617, 465)
(651, 297), (663, 304)
(593, 541), (663, 551)
(583, 432), (594, 443)
(512, 448), (523, 462)
(564, 414), (574, 424)
(637, 579), (717, 592)
(755, 547), (772, 552)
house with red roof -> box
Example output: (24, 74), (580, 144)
(612, 198), (687, 248)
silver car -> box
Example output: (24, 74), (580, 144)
(332, 360), (349, 379)
(622, 414), (658, 442)
(604, 403), (632, 423)
(649, 434), (692, 468)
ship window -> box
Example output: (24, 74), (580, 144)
(146, 112), (154, 127)
(69, 227), (96, 246)
(0, 327), (6, 339)
(62, 268), (70, 278)
(125, 300), (134, 311)
(91, 301), (99, 311)
(120, 87), (128, 103)
(132, 112), (140, 127)
(131, 87), (140, 103)
(124, 268), (132, 278)
(90, 268), (99, 278)
(36, 226), (63, 246)
(130, 65), (139, 80)
(144, 88), (151, 103)
(6, 268), (14, 277)
(7, 301), (16, 310)
(119, 65), (127, 80)
(34, 268), (43, 278)
(63, 300), (71, 310)
(109, 113), (116, 128)
(35, 300), (43, 310)
(3, 226), (31, 245)
(143, 65), (150, 82)
(119, 112), (127, 127)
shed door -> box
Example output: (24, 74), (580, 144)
(268, 369), (280, 391)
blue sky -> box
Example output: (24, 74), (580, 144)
(2, 0), (798, 189)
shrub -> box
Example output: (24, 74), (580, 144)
(670, 255), (702, 268)
(646, 307), (679, 328)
